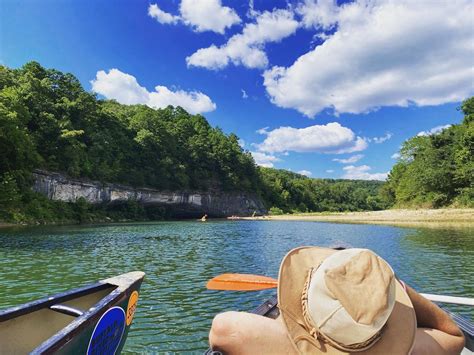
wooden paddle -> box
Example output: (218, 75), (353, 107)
(207, 273), (474, 306)
(206, 273), (278, 291)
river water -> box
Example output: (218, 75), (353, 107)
(0, 221), (472, 353)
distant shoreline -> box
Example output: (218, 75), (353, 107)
(2, 208), (473, 229)
(238, 208), (474, 228)
(0, 222), (17, 228)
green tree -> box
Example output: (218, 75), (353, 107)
(386, 97), (473, 207)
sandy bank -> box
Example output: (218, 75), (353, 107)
(239, 209), (474, 228)
(0, 222), (18, 229)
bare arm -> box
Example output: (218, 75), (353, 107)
(405, 284), (465, 354)
(209, 311), (295, 354)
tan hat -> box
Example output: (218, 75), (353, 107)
(278, 247), (417, 354)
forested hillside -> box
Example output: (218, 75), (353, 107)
(259, 168), (388, 213)
(0, 62), (259, 192)
(383, 98), (473, 208)
(0, 62), (267, 222)
(2, 62), (469, 223)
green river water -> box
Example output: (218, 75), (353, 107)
(0, 221), (472, 353)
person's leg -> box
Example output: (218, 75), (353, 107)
(209, 311), (295, 354)
(411, 328), (465, 355)
(405, 284), (465, 354)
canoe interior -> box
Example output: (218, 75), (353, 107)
(0, 285), (115, 354)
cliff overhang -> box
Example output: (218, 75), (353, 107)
(32, 170), (267, 218)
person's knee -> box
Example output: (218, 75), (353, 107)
(209, 311), (241, 350)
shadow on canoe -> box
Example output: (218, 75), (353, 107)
(0, 271), (144, 354)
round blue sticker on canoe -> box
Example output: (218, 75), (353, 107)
(87, 306), (126, 355)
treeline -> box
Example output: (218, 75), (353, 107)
(259, 168), (389, 214)
(383, 98), (473, 208)
(2, 62), (469, 223)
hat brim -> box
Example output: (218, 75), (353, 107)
(278, 246), (417, 354)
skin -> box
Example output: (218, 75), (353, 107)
(209, 286), (465, 354)
(406, 285), (465, 354)
(209, 311), (294, 355)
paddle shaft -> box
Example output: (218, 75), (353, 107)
(420, 293), (474, 306)
(207, 273), (473, 306)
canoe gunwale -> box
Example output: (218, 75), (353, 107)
(0, 282), (110, 322)
(32, 285), (126, 354)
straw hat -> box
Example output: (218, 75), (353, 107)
(278, 247), (417, 354)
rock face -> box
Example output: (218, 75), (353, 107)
(32, 170), (267, 217)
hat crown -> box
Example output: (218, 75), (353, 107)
(325, 250), (393, 325)
(307, 249), (396, 346)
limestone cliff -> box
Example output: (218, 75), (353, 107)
(32, 170), (267, 218)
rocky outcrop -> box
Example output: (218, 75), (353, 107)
(32, 170), (267, 217)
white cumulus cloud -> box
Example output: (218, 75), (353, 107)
(417, 124), (452, 137)
(298, 170), (312, 177)
(255, 122), (367, 154)
(186, 8), (298, 69)
(180, 0), (240, 33)
(333, 154), (364, 164)
(148, 4), (180, 24)
(372, 132), (393, 144)
(148, 86), (216, 114)
(342, 165), (388, 181)
(326, 169), (334, 173)
(251, 151), (281, 168)
(297, 0), (339, 31)
(148, 1), (240, 34)
(264, 0), (474, 117)
(391, 152), (400, 159)
(256, 127), (269, 135)
(91, 69), (216, 115)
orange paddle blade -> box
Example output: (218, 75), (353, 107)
(206, 273), (278, 291)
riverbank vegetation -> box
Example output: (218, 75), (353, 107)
(259, 168), (388, 213)
(0, 62), (472, 224)
(383, 98), (473, 208)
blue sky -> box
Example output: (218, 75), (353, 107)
(2, 0), (472, 180)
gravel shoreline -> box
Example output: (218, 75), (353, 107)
(240, 209), (474, 228)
